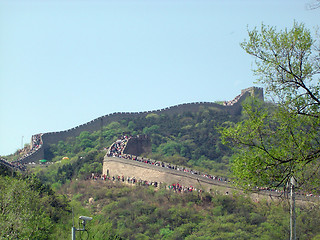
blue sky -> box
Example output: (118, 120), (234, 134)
(0, 0), (318, 155)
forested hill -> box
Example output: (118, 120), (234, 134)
(39, 100), (243, 179)
(29, 90), (266, 183)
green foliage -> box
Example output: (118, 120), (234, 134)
(143, 125), (160, 135)
(0, 164), (17, 177)
(241, 22), (319, 115)
(158, 141), (184, 156)
(146, 113), (160, 119)
(35, 149), (104, 186)
(222, 98), (320, 190)
(222, 22), (320, 191)
(0, 175), (70, 239)
(134, 109), (239, 174)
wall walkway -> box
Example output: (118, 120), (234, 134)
(103, 156), (230, 192)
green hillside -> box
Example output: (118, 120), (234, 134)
(1, 102), (320, 239)
(1, 168), (320, 239)
(34, 105), (241, 187)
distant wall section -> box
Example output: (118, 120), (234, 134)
(241, 87), (264, 101)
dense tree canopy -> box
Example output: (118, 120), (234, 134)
(0, 173), (70, 239)
(240, 22), (320, 117)
(221, 22), (320, 191)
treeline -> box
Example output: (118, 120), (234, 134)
(0, 165), (70, 239)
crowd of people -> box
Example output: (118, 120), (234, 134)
(107, 135), (130, 157)
(0, 134), (44, 171)
(31, 134), (43, 150)
(0, 157), (26, 171)
(105, 135), (320, 199)
(89, 172), (202, 194)
(107, 135), (230, 186)
(14, 134), (43, 163)
(90, 173), (160, 188)
(168, 183), (200, 193)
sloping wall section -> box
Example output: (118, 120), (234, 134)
(103, 157), (230, 192)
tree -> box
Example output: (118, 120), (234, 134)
(0, 176), (53, 239)
(221, 22), (320, 190)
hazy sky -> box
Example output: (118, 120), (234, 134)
(0, 0), (318, 155)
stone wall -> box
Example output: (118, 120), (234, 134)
(17, 146), (44, 163)
(103, 157), (231, 192)
(241, 86), (264, 101)
(19, 87), (262, 163)
(102, 157), (316, 203)
(39, 100), (242, 148)
(123, 135), (151, 156)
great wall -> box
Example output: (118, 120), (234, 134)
(1, 87), (263, 174)
(103, 135), (233, 194)
(103, 135), (318, 202)
(2, 86), (319, 201)
(0, 87), (262, 168)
